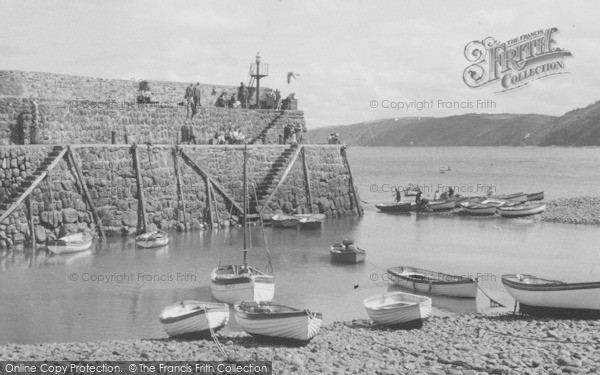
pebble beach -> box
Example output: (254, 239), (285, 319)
(1, 313), (599, 374)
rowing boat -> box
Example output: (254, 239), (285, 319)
(428, 199), (455, 211)
(364, 292), (432, 326)
(135, 230), (169, 248)
(491, 192), (527, 203)
(375, 202), (412, 212)
(46, 232), (93, 254)
(330, 243), (366, 263)
(387, 266), (478, 298)
(159, 300), (229, 338)
(502, 274), (600, 316)
(460, 201), (497, 215)
(498, 203), (546, 217)
(526, 191), (544, 201)
(234, 301), (322, 342)
(271, 214), (299, 228)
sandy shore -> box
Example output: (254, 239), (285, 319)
(1, 313), (599, 374)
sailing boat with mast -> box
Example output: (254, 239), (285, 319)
(210, 144), (275, 304)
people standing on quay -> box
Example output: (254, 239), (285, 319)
(274, 89), (281, 110)
(189, 83), (201, 119)
(184, 84), (193, 119)
(394, 188), (402, 203)
(238, 82), (248, 109)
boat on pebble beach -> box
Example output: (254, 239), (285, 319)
(46, 232), (93, 254)
(460, 201), (498, 215)
(234, 301), (323, 342)
(502, 274), (600, 316)
(387, 266), (478, 298)
(363, 291), (432, 326)
(491, 192), (528, 203)
(498, 203), (546, 217)
(135, 230), (169, 248)
(427, 199), (455, 211)
(330, 243), (366, 263)
(526, 191), (544, 201)
(375, 202), (412, 213)
(159, 300), (230, 338)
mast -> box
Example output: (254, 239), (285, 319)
(242, 143), (248, 267)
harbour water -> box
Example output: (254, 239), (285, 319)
(1, 146), (599, 345)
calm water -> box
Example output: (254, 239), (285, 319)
(1, 147), (599, 345)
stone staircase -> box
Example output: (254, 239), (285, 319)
(248, 113), (282, 144)
(0, 146), (64, 212)
(248, 145), (298, 214)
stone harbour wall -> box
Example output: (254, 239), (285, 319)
(0, 144), (361, 248)
(0, 98), (306, 145)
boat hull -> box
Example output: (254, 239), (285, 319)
(210, 267), (274, 304)
(428, 200), (455, 211)
(387, 266), (478, 298)
(271, 214), (299, 228)
(159, 301), (229, 338)
(46, 233), (93, 254)
(491, 193), (527, 203)
(502, 274), (600, 312)
(498, 204), (546, 217)
(460, 202), (497, 215)
(364, 292), (432, 326)
(234, 302), (322, 342)
(298, 219), (322, 230)
(526, 191), (544, 201)
(330, 245), (366, 263)
(136, 230), (169, 248)
(375, 203), (412, 212)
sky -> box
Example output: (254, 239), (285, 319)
(1, 0), (600, 128)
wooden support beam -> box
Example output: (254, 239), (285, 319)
(173, 147), (187, 231)
(211, 184), (220, 228)
(301, 147), (314, 213)
(258, 145), (303, 217)
(0, 147), (68, 224)
(27, 196), (35, 248)
(205, 175), (213, 229)
(179, 150), (244, 216)
(132, 144), (148, 234)
(67, 146), (107, 241)
(341, 146), (363, 216)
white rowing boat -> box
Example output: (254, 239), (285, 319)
(387, 266), (478, 298)
(364, 292), (431, 326)
(428, 199), (455, 211)
(46, 232), (93, 254)
(135, 230), (169, 248)
(234, 301), (322, 342)
(159, 300), (229, 338)
(498, 203), (546, 217)
(460, 201), (497, 215)
(502, 274), (600, 315)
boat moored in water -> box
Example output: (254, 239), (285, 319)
(135, 230), (169, 248)
(330, 243), (366, 263)
(234, 301), (323, 342)
(387, 266), (478, 298)
(364, 291), (432, 326)
(271, 214), (299, 228)
(375, 202), (412, 213)
(490, 192), (527, 203)
(502, 274), (600, 316)
(46, 232), (93, 254)
(428, 199), (456, 211)
(159, 300), (230, 338)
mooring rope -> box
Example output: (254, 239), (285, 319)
(473, 280), (505, 307)
(204, 308), (229, 359)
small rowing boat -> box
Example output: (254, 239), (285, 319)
(428, 199), (455, 211)
(159, 300), (229, 338)
(526, 191), (544, 201)
(375, 202), (412, 213)
(330, 243), (366, 263)
(271, 214), (299, 228)
(234, 301), (323, 342)
(498, 203), (546, 217)
(460, 201), (497, 215)
(364, 291), (432, 326)
(46, 232), (93, 254)
(297, 217), (322, 230)
(387, 266), (478, 298)
(502, 274), (600, 316)
(491, 192), (527, 203)
(136, 230), (169, 248)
